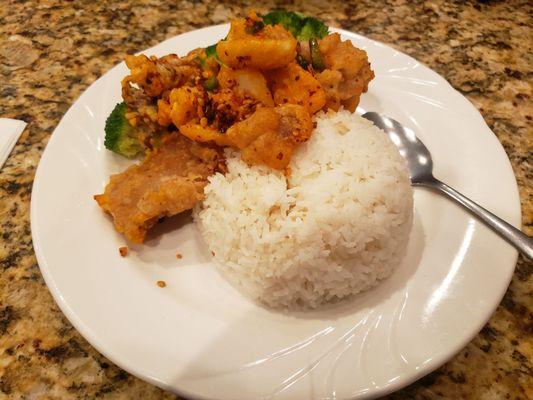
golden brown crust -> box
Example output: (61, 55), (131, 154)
(316, 33), (375, 112)
(217, 12), (297, 70)
(266, 62), (326, 113)
(227, 104), (313, 169)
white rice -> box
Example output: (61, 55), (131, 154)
(195, 110), (413, 309)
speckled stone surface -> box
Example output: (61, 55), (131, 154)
(0, 0), (531, 398)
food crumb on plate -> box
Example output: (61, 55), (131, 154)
(176, 253), (182, 259)
(157, 280), (166, 288)
(119, 246), (128, 257)
(211, 251), (215, 256)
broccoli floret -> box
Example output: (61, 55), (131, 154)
(205, 44), (217, 58)
(262, 10), (329, 40)
(104, 102), (142, 158)
(298, 17), (329, 40)
(262, 10), (304, 37)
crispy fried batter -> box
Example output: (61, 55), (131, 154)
(176, 87), (259, 146)
(217, 11), (297, 70)
(94, 134), (221, 243)
(179, 123), (232, 147)
(167, 86), (203, 127)
(122, 53), (200, 98)
(316, 33), (375, 112)
(266, 62), (326, 113)
(227, 104), (313, 169)
(121, 52), (203, 147)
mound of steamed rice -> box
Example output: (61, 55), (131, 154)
(195, 110), (413, 309)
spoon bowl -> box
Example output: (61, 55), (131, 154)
(362, 112), (434, 185)
(361, 111), (533, 260)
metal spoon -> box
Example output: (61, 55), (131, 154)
(362, 111), (533, 260)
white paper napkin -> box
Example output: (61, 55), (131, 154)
(0, 118), (27, 169)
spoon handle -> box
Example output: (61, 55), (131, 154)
(421, 178), (533, 260)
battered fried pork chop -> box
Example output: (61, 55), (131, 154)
(94, 134), (221, 243)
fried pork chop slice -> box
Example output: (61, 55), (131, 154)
(94, 134), (221, 243)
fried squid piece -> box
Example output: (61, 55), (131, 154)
(120, 52), (203, 147)
(94, 135), (221, 243)
(177, 87), (259, 146)
(315, 33), (374, 112)
(217, 11), (297, 70)
(179, 124), (232, 147)
(218, 66), (274, 107)
(266, 62), (326, 113)
(166, 86), (204, 127)
(122, 53), (200, 98)
(227, 104), (313, 169)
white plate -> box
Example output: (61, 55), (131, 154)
(31, 25), (520, 399)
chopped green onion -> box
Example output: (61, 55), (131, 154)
(309, 38), (325, 71)
(205, 44), (217, 58)
(203, 76), (219, 91)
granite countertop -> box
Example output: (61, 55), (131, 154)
(1, 0), (531, 398)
